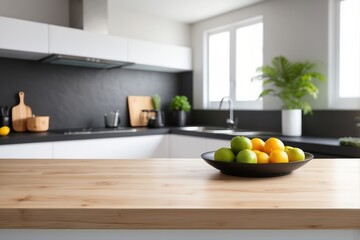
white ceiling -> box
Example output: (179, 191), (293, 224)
(116, 0), (265, 23)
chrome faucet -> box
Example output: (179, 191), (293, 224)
(219, 96), (235, 129)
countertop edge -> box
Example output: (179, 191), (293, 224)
(0, 128), (170, 145)
(1, 127), (360, 157)
(1, 208), (359, 229)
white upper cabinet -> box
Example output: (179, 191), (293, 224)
(48, 25), (128, 62)
(0, 16), (49, 60)
(125, 39), (192, 72)
(0, 17), (192, 72)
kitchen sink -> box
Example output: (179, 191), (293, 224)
(53, 127), (137, 135)
(178, 126), (274, 136)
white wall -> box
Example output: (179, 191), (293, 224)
(0, 0), (191, 47)
(108, 0), (191, 47)
(191, 0), (329, 110)
(0, 0), (69, 26)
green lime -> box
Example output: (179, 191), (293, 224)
(284, 146), (293, 154)
(231, 136), (252, 154)
(236, 149), (257, 164)
(287, 147), (305, 162)
(214, 147), (235, 162)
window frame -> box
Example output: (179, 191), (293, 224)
(329, 0), (360, 109)
(204, 16), (264, 110)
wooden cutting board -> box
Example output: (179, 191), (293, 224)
(12, 91), (32, 132)
(128, 96), (153, 127)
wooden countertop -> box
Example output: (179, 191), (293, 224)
(0, 158), (359, 229)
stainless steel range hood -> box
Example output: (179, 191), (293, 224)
(43, 0), (132, 69)
(43, 54), (132, 69)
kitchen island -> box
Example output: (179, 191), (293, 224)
(0, 158), (359, 240)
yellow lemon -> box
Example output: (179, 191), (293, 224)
(0, 126), (10, 136)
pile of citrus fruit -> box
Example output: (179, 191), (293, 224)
(214, 136), (305, 164)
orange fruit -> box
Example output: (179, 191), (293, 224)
(251, 138), (265, 152)
(264, 137), (285, 155)
(255, 151), (270, 164)
(269, 149), (289, 163)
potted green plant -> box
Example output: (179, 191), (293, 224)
(257, 56), (326, 136)
(170, 95), (191, 127)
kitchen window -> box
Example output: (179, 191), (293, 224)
(330, 0), (360, 108)
(205, 16), (263, 109)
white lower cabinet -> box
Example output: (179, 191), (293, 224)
(52, 135), (169, 159)
(205, 138), (231, 152)
(169, 134), (206, 158)
(0, 134), (229, 159)
(169, 134), (229, 158)
(0, 142), (53, 159)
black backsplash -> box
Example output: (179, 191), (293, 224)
(190, 110), (360, 138)
(1, 57), (359, 138)
(0, 58), (190, 130)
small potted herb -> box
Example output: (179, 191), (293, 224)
(170, 95), (191, 127)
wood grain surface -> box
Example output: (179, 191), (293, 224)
(11, 91), (32, 132)
(0, 158), (359, 229)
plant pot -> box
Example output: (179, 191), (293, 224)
(147, 110), (165, 128)
(282, 109), (302, 136)
(172, 110), (187, 127)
